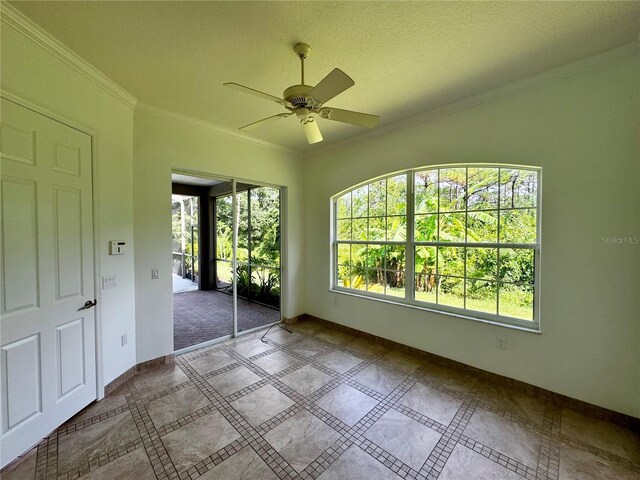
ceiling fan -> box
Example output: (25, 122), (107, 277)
(224, 43), (379, 144)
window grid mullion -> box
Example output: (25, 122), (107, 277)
(406, 171), (415, 301)
(366, 186), (370, 292)
(413, 241), (535, 249)
(332, 165), (540, 328)
(335, 200), (340, 286)
(349, 192), (353, 284)
(435, 168), (440, 305)
(384, 178), (388, 294)
(496, 167), (502, 316)
(463, 167), (468, 310)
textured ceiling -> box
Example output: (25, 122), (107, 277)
(10, 1), (640, 152)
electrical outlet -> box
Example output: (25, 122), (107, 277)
(102, 274), (117, 289)
(121, 334), (128, 346)
(497, 338), (507, 350)
(151, 269), (159, 279)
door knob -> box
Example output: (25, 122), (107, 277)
(78, 299), (97, 311)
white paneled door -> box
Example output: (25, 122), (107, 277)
(0, 99), (96, 467)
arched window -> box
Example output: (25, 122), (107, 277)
(332, 165), (540, 330)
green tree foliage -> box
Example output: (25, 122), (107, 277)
(216, 195), (233, 260)
(336, 167), (538, 320)
(214, 187), (281, 308)
(172, 196), (199, 280)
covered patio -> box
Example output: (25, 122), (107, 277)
(173, 290), (280, 350)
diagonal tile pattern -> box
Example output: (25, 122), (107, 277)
(56, 411), (140, 474)
(252, 350), (300, 374)
(438, 443), (522, 480)
(279, 364), (334, 396)
(463, 407), (542, 469)
(399, 381), (463, 426)
(560, 408), (640, 463)
(145, 385), (210, 429)
(315, 384), (379, 426)
(207, 365), (262, 396)
(263, 409), (341, 472)
(317, 444), (402, 479)
(161, 410), (241, 473)
(197, 446), (278, 480)
(3, 318), (639, 480)
(189, 350), (236, 375)
(81, 448), (156, 480)
(315, 349), (363, 374)
(364, 408), (442, 470)
(352, 362), (407, 395)
(230, 384), (296, 427)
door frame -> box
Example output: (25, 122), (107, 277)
(1, 89), (105, 400)
(171, 168), (286, 347)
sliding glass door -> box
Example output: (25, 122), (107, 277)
(212, 180), (281, 337)
(236, 186), (281, 333)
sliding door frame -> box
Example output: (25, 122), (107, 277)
(172, 169), (284, 349)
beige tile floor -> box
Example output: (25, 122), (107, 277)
(3, 319), (640, 480)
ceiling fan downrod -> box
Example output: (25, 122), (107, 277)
(294, 43), (311, 86)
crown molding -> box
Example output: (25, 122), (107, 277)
(1, 1), (137, 110)
(135, 103), (302, 156)
(309, 41), (640, 158)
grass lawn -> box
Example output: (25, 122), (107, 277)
(359, 287), (531, 321)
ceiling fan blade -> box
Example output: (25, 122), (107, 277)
(224, 82), (289, 106)
(240, 113), (292, 131)
(308, 68), (355, 104)
(319, 107), (379, 128)
(301, 117), (323, 144)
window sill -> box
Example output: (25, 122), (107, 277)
(329, 287), (541, 334)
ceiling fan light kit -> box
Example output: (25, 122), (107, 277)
(224, 42), (379, 144)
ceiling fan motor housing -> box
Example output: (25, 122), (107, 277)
(283, 84), (320, 110)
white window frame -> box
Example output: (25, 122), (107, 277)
(330, 164), (542, 332)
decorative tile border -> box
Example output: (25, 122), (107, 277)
(199, 361), (243, 382)
(131, 380), (194, 403)
(559, 435), (640, 474)
(123, 384), (179, 480)
(5, 318), (639, 480)
(180, 437), (249, 480)
(59, 438), (144, 480)
(302, 315), (640, 432)
(256, 404), (303, 436)
(57, 406), (130, 437)
(458, 434), (537, 479)
(536, 404), (561, 480)
(155, 404), (217, 437)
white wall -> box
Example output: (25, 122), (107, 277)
(304, 51), (640, 417)
(1, 18), (137, 387)
(133, 108), (305, 363)
(4, 3), (638, 418)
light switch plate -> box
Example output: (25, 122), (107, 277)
(102, 274), (117, 289)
